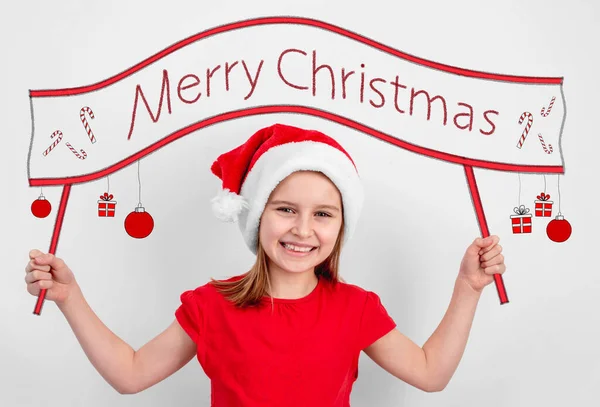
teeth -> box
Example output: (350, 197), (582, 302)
(282, 243), (313, 252)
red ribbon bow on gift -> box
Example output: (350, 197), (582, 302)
(537, 192), (551, 201)
(100, 192), (114, 201)
(513, 205), (530, 215)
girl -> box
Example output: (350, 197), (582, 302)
(25, 123), (506, 406)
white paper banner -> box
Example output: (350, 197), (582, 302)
(27, 17), (566, 186)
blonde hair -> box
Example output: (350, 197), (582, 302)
(209, 217), (346, 309)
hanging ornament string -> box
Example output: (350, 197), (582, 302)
(557, 173), (562, 216)
(518, 172), (521, 206)
(543, 174), (547, 194)
(137, 160), (142, 207)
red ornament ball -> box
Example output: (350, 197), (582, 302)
(546, 215), (572, 243)
(124, 206), (154, 239)
(31, 197), (51, 218)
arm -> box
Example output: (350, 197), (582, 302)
(364, 278), (480, 392)
(364, 236), (505, 392)
(58, 285), (197, 394)
(421, 277), (481, 391)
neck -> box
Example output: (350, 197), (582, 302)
(266, 265), (319, 299)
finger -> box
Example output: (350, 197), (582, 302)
(27, 280), (53, 296)
(481, 253), (504, 269)
(478, 235), (500, 255)
(25, 269), (53, 284)
(468, 236), (492, 255)
(33, 253), (66, 271)
(25, 258), (51, 274)
(26, 282), (40, 296)
(29, 249), (44, 260)
(480, 245), (503, 263)
(484, 264), (506, 275)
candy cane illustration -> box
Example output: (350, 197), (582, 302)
(80, 106), (96, 144)
(64, 142), (88, 160)
(538, 133), (553, 154)
(42, 130), (63, 156)
(540, 96), (556, 117)
(516, 112), (534, 149)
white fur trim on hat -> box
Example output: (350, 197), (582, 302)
(237, 141), (363, 254)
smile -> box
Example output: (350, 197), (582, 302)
(280, 242), (317, 254)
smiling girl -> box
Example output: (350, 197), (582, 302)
(25, 123), (506, 406)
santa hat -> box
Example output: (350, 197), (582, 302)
(210, 123), (364, 254)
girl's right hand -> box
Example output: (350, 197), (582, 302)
(25, 249), (78, 305)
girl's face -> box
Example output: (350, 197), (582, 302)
(259, 171), (343, 276)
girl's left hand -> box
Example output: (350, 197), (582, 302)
(458, 235), (506, 293)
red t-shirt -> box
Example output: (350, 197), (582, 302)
(175, 275), (396, 406)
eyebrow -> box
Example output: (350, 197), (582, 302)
(269, 200), (340, 212)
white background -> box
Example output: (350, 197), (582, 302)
(1, 1), (599, 406)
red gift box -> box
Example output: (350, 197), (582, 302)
(510, 205), (532, 234)
(534, 192), (553, 217)
(98, 192), (116, 217)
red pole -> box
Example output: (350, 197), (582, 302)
(463, 166), (509, 304)
(33, 184), (72, 315)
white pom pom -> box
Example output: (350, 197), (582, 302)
(210, 189), (249, 222)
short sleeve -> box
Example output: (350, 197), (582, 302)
(357, 291), (396, 351)
(175, 288), (206, 344)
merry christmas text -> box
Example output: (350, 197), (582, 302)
(126, 48), (500, 140)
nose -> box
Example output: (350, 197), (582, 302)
(292, 213), (313, 238)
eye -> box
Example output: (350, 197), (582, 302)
(316, 211), (332, 217)
(277, 207), (294, 213)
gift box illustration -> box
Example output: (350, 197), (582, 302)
(534, 192), (553, 217)
(98, 192), (116, 217)
(510, 205), (532, 234)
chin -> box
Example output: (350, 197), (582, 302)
(279, 266), (314, 274)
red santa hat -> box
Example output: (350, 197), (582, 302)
(210, 123), (364, 254)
